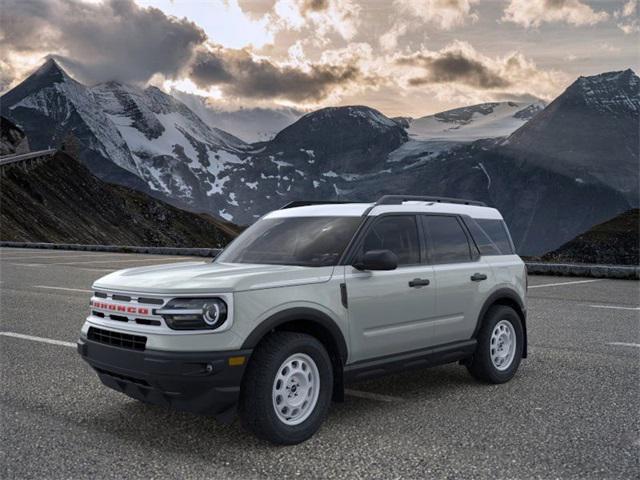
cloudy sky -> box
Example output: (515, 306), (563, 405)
(1, 0), (638, 116)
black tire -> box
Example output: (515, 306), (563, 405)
(466, 305), (523, 384)
(239, 331), (333, 445)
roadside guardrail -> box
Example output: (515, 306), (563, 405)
(0, 241), (220, 257)
(0, 149), (57, 166)
(2, 242), (638, 279)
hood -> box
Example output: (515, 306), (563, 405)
(92, 261), (335, 294)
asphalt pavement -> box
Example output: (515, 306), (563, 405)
(1, 248), (638, 479)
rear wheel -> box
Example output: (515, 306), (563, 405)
(239, 331), (333, 445)
(467, 305), (523, 383)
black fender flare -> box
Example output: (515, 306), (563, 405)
(241, 307), (348, 365)
(473, 288), (528, 358)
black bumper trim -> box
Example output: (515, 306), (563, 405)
(78, 338), (252, 416)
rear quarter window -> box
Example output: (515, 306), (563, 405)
(466, 218), (515, 255)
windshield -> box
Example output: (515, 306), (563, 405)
(216, 216), (362, 267)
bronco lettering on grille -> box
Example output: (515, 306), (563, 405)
(90, 300), (149, 315)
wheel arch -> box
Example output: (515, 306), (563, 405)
(473, 288), (528, 358)
(241, 307), (348, 400)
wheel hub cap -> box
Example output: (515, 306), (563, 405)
(272, 353), (320, 426)
(490, 320), (516, 371)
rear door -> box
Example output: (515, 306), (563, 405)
(421, 215), (492, 345)
(344, 214), (437, 363)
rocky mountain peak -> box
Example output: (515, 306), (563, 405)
(270, 105), (406, 152)
(32, 57), (71, 84)
(567, 69), (639, 113)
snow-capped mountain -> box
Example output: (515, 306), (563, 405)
(2, 60), (637, 255)
(406, 101), (544, 142)
(1, 59), (137, 174)
(1, 59), (251, 217)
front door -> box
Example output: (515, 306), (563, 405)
(344, 215), (437, 363)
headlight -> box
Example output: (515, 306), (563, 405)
(157, 298), (228, 330)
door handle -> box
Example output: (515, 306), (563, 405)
(470, 273), (488, 282)
(409, 278), (430, 287)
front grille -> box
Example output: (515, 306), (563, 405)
(138, 297), (164, 305)
(88, 327), (146, 351)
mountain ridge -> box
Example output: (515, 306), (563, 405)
(2, 60), (637, 255)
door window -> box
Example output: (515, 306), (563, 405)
(360, 216), (420, 265)
(422, 215), (472, 264)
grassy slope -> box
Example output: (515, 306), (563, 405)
(0, 151), (239, 247)
(541, 209), (639, 265)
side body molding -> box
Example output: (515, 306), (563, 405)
(241, 307), (349, 364)
(473, 288), (528, 358)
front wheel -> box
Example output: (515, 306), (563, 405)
(466, 305), (523, 384)
(239, 331), (333, 445)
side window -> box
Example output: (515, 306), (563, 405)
(476, 219), (515, 255)
(360, 216), (420, 265)
(422, 215), (472, 264)
(464, 218), (502, 256)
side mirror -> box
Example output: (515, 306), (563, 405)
(353, 249), (398, 271)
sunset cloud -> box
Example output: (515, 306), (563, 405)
(502, 0), (609, 28)
(614, 0), (639, 34)
(189, 45), (369, 103)
(0, 0), (205, 86)
(0, 0), (634, 116)
(263, 0), (361, 41)
(394, 41), (567, 103)
(395, 0), (479, 30)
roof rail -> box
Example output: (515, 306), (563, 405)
(280, 200), (355, 210)
(374, 195), (486, 207)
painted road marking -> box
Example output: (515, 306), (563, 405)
(33, 285), (93, 293)
(0, 330), (401, 403)
(589, 305), (640, 311)
(12, 257), (193, 266)
(529, 279), (601, 289)
(344, 388), (403, 403)
(606, 342), (640, 348)
(0, 332), (76, 348)
(77, 268), (116, 272)
(1, 253), (145, 261)
(55, 257), (193, 265)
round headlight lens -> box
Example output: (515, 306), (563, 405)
(203, 301), (223, 326)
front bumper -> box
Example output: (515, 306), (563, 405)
(78, 337), (252, 416)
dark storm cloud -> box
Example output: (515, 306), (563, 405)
(397, 51), (511, 89)
(190, 47), (364, 101)
(0, 0), (205, 84)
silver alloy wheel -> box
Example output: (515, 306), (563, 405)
(272, 353), (320, 426)
(490, 320), (517, 371)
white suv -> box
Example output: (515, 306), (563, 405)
(78, 195), (527, 444)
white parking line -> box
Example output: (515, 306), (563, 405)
(77, 268), (115, 272)
(0, 331), (76, 348)
(344, 388), (403, 403)
(13, 257), (191, 266)
(1, 253), (139, 261)
(589, 305), (640, 311)
(606, 342), (640, 348)
(33, 285), (93, 293)
(0, 330), (402, 403)
(529, 279), (601, 289)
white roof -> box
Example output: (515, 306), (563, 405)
(264, 201), (503, 220)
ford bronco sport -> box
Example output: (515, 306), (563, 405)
(78, 195), (527, 444)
